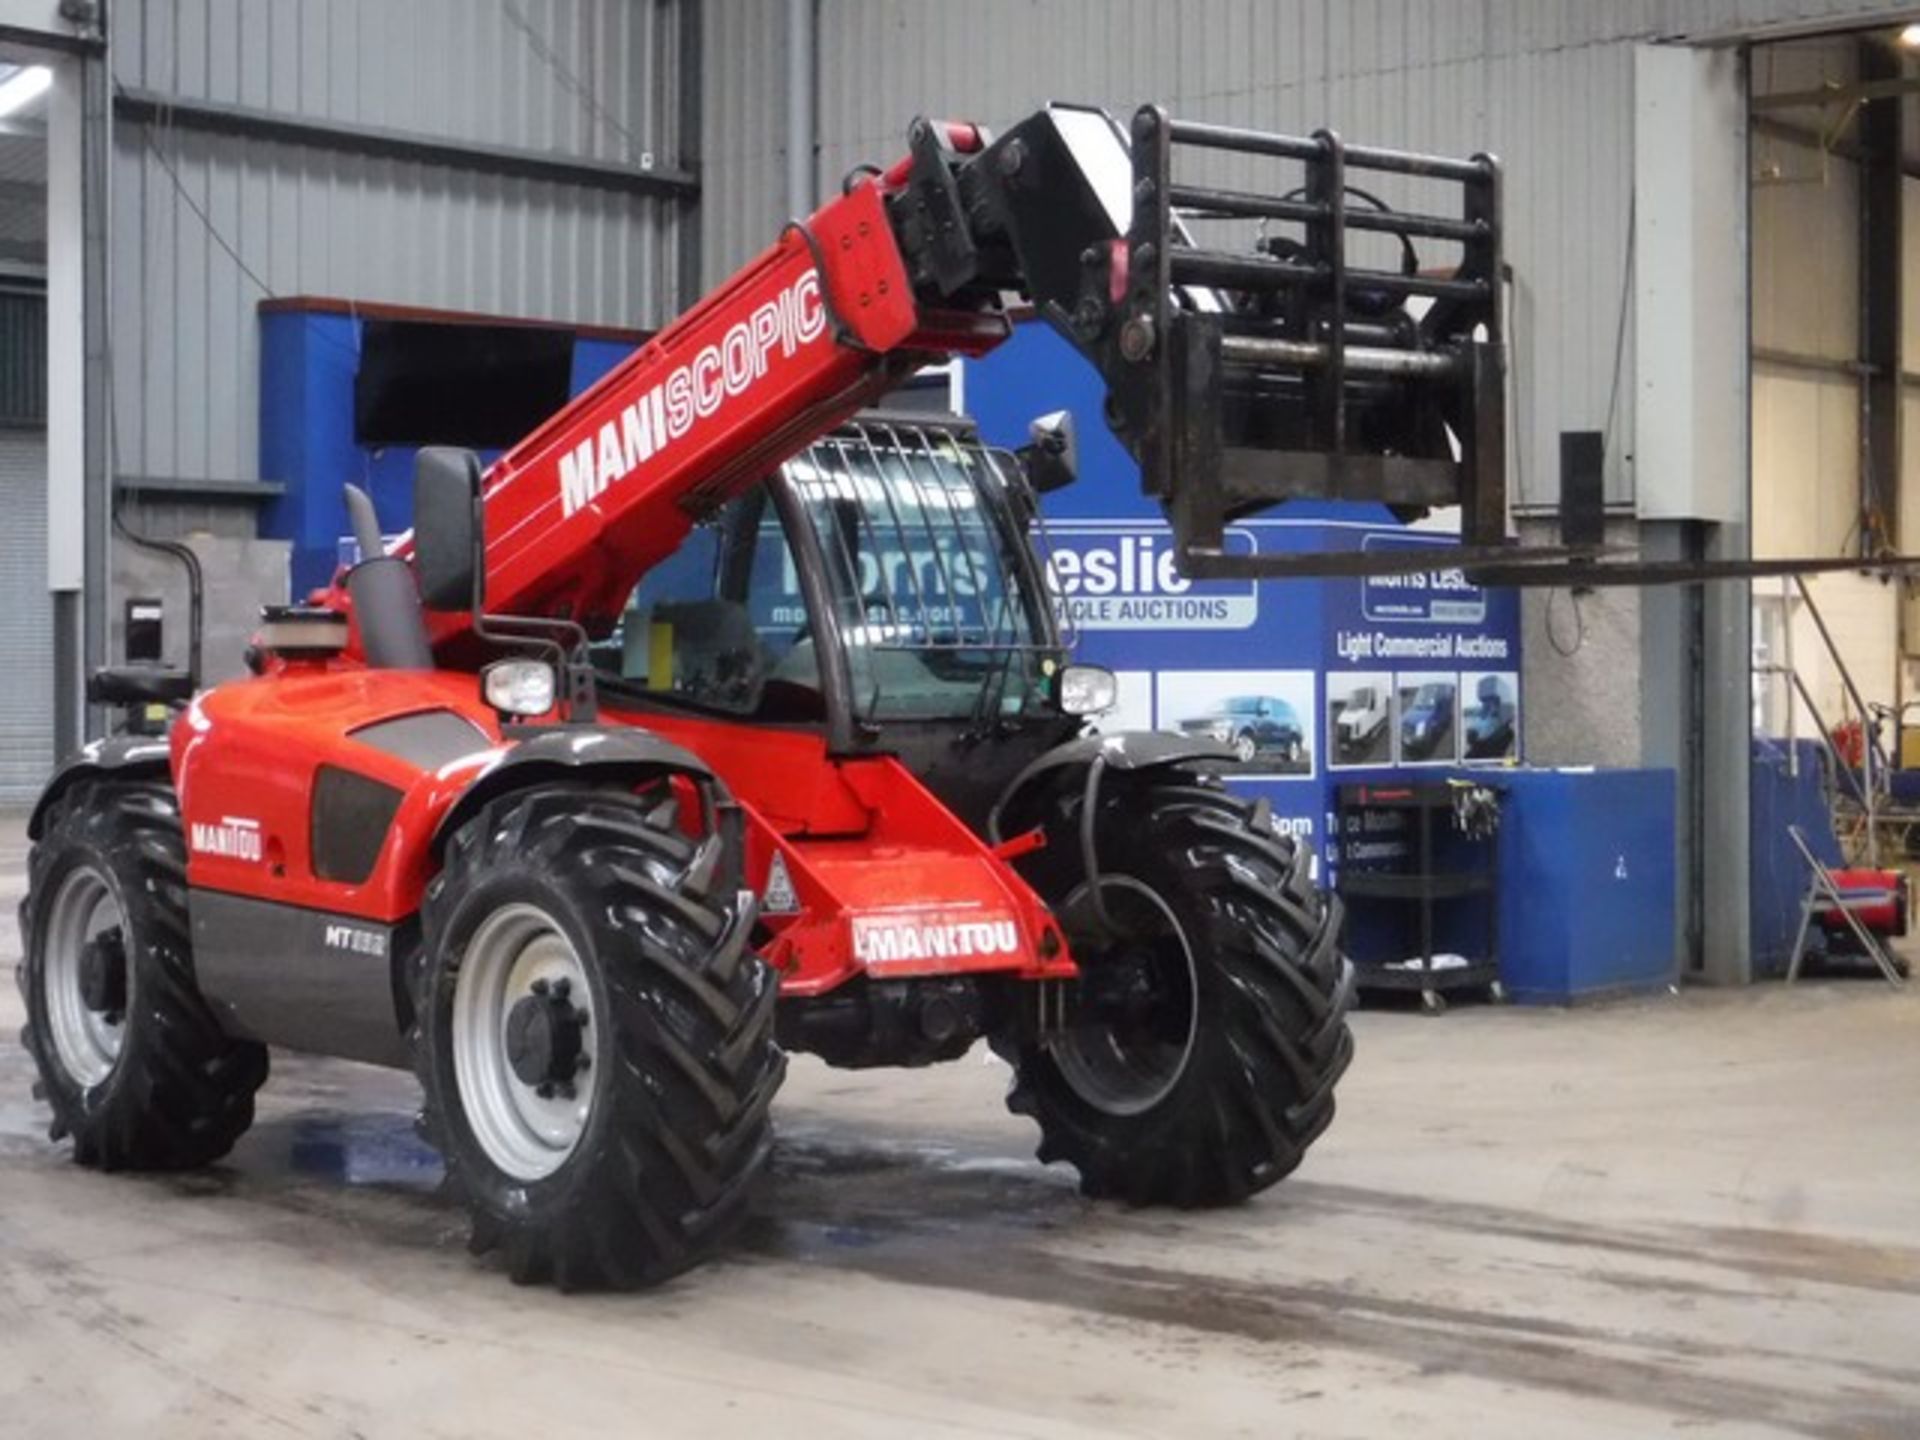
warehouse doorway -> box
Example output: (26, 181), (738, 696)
(1745, 19), (1919, 970)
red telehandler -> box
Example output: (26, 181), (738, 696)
(19, 105), (1517, 1289)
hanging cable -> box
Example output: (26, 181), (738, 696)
(1601, 192), (1635, 479)
(115, 79), (273, 298)
(1545, 584), (1587, 658)
(501, 0), (648, 166)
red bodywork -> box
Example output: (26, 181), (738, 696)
(174, 133), (1082, 1009)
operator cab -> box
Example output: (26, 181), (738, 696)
(592, 413), (1079, 739)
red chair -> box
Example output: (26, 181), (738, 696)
(1786, 825), (1908, 986)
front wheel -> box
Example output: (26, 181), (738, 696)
(18, 780), (268, 1169)
(1002, 772), (1354, 1206)
(415, 785), (785, 1290)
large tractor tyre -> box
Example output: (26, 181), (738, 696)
(1001, 771), (1354, 1206)
(17, 780), (268, 1170)
(415, 785), (785, 1290)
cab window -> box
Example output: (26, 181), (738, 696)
(591, 484), (826, 722)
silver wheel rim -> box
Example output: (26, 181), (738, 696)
(452, 902), (596, 1182)
(1233, 733), (1257, 763)
(1049, 876), (1200, 1117)
(43, 865), (129, 1089)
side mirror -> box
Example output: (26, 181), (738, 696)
(1018, 409), (1078, 495)
(414, 447), (485, 613)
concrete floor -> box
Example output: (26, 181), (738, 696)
(1, 820), (1917, 1438)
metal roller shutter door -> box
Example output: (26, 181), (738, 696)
(0, 427), (52, 801)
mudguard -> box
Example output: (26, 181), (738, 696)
(431, 726), (718, 856)
(986, 729), (1236, 845)
(27, 735), (174, 839)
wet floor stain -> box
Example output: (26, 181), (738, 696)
(277, 1110), (444, 1191)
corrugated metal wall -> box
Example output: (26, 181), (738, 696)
(703, 0), (1911, 509)
(111, 0), (688, 486)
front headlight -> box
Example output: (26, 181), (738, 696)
(1055, 663), (1118, 716)
(483, 658), (557, 716)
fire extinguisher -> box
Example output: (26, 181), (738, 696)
(1833, 718), (1865, 769)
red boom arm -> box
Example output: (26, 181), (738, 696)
(406, 141), (1007, 639)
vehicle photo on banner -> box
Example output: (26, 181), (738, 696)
(1328, 671), (1393, 768)
(1157, 671), (1317, 777)
(1463, 670), (1520, 761)
(1396, 672), (1459, 764)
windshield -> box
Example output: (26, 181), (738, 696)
(784, 424), (1057, 723)
(591, 423), (1059, 727)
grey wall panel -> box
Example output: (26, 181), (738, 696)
(114, 0), (674, 166)
(109, 0), (685, 486)
(700, 0), (785, 282)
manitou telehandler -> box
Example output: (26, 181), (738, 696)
(24, 104), (1538, 1289)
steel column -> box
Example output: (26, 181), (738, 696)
(1858, 39), (1902, 559)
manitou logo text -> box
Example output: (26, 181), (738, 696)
(557, 270), (828, 517)
(322, 924), (387, 958)
(852, 914), (1021, 969)
(190, 815), (261, 863)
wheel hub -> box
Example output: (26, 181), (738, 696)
(1078, 946), (1161, 1027)
(505, 978), (589, 1097)
(451, 903), (599, 1182)
(43, 865), (130, 1088)
(77, 929), (128, 1020)
(1048, 876), (1201, 1118)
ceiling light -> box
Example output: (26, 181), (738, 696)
(0, 65), (51, 120)
(1900, 21), (1920, 48)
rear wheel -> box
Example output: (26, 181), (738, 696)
(1001, 771), (1354, 1205)
(18, 780), (268, 1169)
(415, 785), (785, 1290)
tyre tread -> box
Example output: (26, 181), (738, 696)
(416, 785), (784, 1291)
(1007, 769), (1354, 1207)
(20, 779), (267, 1172)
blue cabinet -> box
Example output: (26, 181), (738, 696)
(1493, 769), (1677, 1003)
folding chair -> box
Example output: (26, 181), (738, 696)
(1785, 825), (1907, 987)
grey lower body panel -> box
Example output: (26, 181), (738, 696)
(190, 889), (412, 1069)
